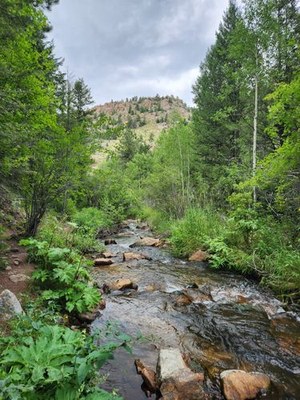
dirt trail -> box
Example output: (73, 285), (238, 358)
(0, 234), (34, 297)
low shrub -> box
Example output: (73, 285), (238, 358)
(20, 238), (101, 314)
(170, 207), (300, 296)
(0, 315), (126, 399)
(73, 208), (112, 233)
(37, 214), (104, 254)
(170, 207), (226, 257)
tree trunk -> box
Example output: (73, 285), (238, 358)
(253, 73), (258, 204)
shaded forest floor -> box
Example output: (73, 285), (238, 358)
(0, 232), (34, 296)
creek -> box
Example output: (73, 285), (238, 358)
(92, 221), (300, 400)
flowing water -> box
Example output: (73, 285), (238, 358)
(92, 221), (300, 399)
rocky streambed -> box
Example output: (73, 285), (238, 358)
(91, 221), (300, 399)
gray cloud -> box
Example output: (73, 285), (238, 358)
(47, 0), (229, 105)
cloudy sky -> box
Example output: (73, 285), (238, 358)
(46, 0), (229, 106)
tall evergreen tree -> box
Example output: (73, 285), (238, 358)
(192, 1), (248, 204)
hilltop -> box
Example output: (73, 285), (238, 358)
(93, 95), (191, 142)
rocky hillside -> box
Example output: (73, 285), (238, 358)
(93, 95), (191, 141)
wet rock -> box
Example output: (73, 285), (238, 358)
(110, 278), (137, 291)
(187, 283), (198, 289)
(104, 239), (117, 245)
(130, 237), (161, 248)
(210, 288), (249, 304)
(77, 309), (101, 324)
(136, 222), (149, 230)
(101, 251), (114, 258)
(135, 359), (158, 393)
(144, 283), (164, 292)
(157, 348), (205, 400)
(0, 289), (23, 320)
(183, 288), (212, 304)
(94, 258), (113, 266)
(189, 250), (209, 262)
(181, 334), (236, 379)
(9, 274), (30, 283)
(259, 303), (285, 318)
(220, 370), (271, 400)
(116, 231), (134, 237)
(271, 315), (300, 356)
(174, 293), (192, 307)
(123, 252), (151, 261)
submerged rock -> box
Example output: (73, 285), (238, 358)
(130, 237), (161, 248)
(157, 348), (205, 400)
(0, 289), (23, 320)
(123, 252), (151, 261)
(220, 370), (270, 400)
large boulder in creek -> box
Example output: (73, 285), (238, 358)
(220, 370), (271, 400)
(188, 250), (209, 262)
(130, 237), (161, 248)
(0, 289), (23, 320)
(123, 252), (151, 261)
(157, 348), (205, 400)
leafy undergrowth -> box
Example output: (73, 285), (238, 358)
(170, 207), (300, 301)
(20, 238), (100, 314)
(0, 308), (128, 399)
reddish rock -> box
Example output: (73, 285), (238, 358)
(174, 293), (192, 306)
(183, 288), (212, 304)
(135, 359), (158, 393)
(123, 252), (151, 261)
(157, 349), (205, 400)
(130, 237), (161, 248)
(220, 370), (271, 400)
(189, 250), (209, 262)
(94, 258), (113, 266)
(110, 278), (137, 291)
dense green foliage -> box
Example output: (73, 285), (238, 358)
(20, 238), (100, 314)
(0, 311), (126, 399)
